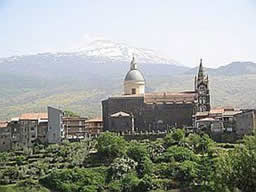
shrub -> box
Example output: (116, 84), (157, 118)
(15, 155), (26, 165)
(175, 160), (199, 187)
(156, 146), (198, 163)
(39, 168), (106, 192)
(137, 174), (154, 192)
(121, 172), (140, 192)
(96, 132), (127, 161)
(108, 180), (122, 192)
(108, 157), (137, 180)
(163, 129), (185, 148)
(127, 141), (149, 162)
(136, 157), (153, 178)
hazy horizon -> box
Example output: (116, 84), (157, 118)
(1, 0), (256, 67)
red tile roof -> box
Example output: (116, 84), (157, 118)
(0, 121), (8, 128)
(144, 92), (197, 104)
(19, 113), (48, 120)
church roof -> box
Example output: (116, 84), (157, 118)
(107, 91), (197, 104)
(124, 69), (145, 81)
(144, 92), (197, 104)
(124, 56), (145, 82)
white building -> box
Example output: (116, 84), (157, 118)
(47, 106), (64, 144)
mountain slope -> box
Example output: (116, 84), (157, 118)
(0, 54), (189, 81)
(217, 62), (256, 75)
(184, 61), (256, 76)
(0, 42), (256, 119)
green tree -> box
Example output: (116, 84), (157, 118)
(175, 160), (199, 188)
(137, 174), (154, 192)
(64, 110), (79, 117)
(108, 157), (137, 180)
(172, 129), (185, 143)
(15, 155), (26, 166)
(121, 172), (140, 192)
(157, 146), (198, 163)
(0, 152), (9, 166)
(147, 141), (165, 162)
(163, 129), (185, 148)
(96, 132), (127, 161)
(186, 133), (215, 155)
(108, 180), (122, 192)
(127, 141), (149, 162)
(40, 168), (106, 192)
(136, 157), (153, 178)
(214, 135), (256, 192)
(3, 167), (21, 181)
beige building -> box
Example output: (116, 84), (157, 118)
(37, 118), (48, 143)
(85, 118), (103, 136)
(194, 107), (256, 137)
(63, 117), (88, 139)
(9, 113), (48, 150)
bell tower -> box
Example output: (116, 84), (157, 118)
(195, 59), (210, 112)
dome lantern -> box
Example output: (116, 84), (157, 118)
(124, 56), (145, 95)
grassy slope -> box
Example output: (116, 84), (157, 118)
(1, 74), (256, 120)
(0, 184), (50, 192)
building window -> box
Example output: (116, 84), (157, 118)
(227, 127), (232, 132)
(132, 88), (136, 94)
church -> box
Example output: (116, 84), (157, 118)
(102, 57), (210, 133)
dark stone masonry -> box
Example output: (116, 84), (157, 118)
(102, 57), (209, 132)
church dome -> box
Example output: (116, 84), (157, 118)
(124, 56), (145, 95)
(124, 69), (145, 82)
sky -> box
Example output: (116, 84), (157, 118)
(1, 0), (256, 67)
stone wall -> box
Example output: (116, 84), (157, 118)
(102, 96), (195, 132)
(234, 111), (256, 136)
(109, 116), (133, 132)
(0, 126), (11, 151)
(102, 96), (144, 131)
(143, 103), (194, 131)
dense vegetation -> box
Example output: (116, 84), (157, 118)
(0, 130), (256, 191)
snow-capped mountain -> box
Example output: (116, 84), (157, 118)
(0, 38), (189, 82)
(0, 39), (180, 66)
(71, 39), (180, 65)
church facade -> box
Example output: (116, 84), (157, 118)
(102, 57), (210, 132)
